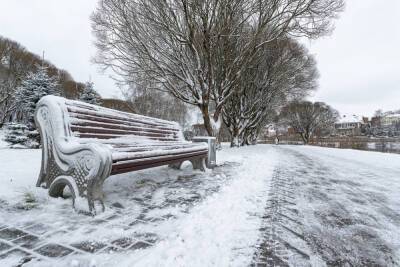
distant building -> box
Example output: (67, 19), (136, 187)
(368, 111), (400, 137)
(370, 116), (381, 128)
(264, 124), (277, 138)
(263, 124), (293, 138)
(381, 114), (400, 127)
(334, 114), (363, 136)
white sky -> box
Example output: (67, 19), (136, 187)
(0, 0), (121, 99)
(306, 0), (400, 117)
(0, 0), (399, 117)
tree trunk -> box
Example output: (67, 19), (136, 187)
(200, 104), (213, 136)
(199, 103), (222, 145)
(230, 127), (240, 147)
(300, 133), (308, 144)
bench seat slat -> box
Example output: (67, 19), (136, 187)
(111, 154), (205, 175)
(111, 150), (208, 174)
(111, 145), (208, 162)
(112, 143), (204, 153)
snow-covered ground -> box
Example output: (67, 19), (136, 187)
(0, 143), (399, 266)
(0, 129), (9, 149)
(0, 144), (278, 266)
(255, 146), (400, 266)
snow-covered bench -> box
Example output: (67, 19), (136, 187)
(35, 95), (215, 213)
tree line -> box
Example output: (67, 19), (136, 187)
(0, 36), (87, 127)
(0, 35), (190, 148)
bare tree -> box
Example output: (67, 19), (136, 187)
(91, 0), (344, 137)
(279, 101), (339, 144)
(123, 85), (189, 128)
(223, 38), (318, 146)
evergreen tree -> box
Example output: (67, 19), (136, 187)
(79, 81), (101, 105)
(3, 122), (41, 148)
(15, 65), (59, 148)
(4, 123), (29, 148)
(15, 65), (60, 130)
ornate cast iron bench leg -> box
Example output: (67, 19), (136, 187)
(190, 158), (207, 172)
(169, 161), (183, 170)
(169, 158), (207, 171)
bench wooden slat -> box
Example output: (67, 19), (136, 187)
(70, 125), (177, 139)
(70, 118), (179, 135)
(66, 100), (177, 127)
(111, 151), (208, 174)
(112, 144), (203, 153)
(111, 155), (205, 175)
(66, 105), (177, 129)
(68, 112), (179, 132)
(112, 146), (208, 162)
(74, 132), (176, 141)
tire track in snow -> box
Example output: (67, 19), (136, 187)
(253, 146), (400, 266)
(252, 157), (312, 267)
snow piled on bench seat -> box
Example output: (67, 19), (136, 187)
(112, 144), (208, 161)
(76, 135), (208, 162)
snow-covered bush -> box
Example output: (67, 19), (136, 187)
(4, 123), (40, 148)
(79, 81), (101, 105)
(15, 191), (39, 210)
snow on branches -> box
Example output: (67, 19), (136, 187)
(279, 101), (339, 144)
(79, 81), (102, 105)
(91, 0), (344, 139)
(15, 65), (60, 129)
(223, 39), (318, 147)
(14, 65), (60, 147)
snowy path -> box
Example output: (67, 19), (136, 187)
(253, 146), (400, 266)
(1, 145), (400, 266)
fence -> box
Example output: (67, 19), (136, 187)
(260, 136), (400, 154)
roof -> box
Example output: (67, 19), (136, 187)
(384, 114), (400, 118)
(337, 114), (362, 124)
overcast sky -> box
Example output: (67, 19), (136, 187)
(0, 0), (399, 117)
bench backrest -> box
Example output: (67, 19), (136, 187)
(37, 96), (183, 142)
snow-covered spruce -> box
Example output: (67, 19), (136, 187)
(3, 122), (39, 149)
(14, 65), (60, 147)
(79, 81), (101, 105)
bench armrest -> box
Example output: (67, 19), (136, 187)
(35, 96), (113, 212)
(192, 136), (216, 168)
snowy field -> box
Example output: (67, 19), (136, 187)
(0, 142), (400, 266)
